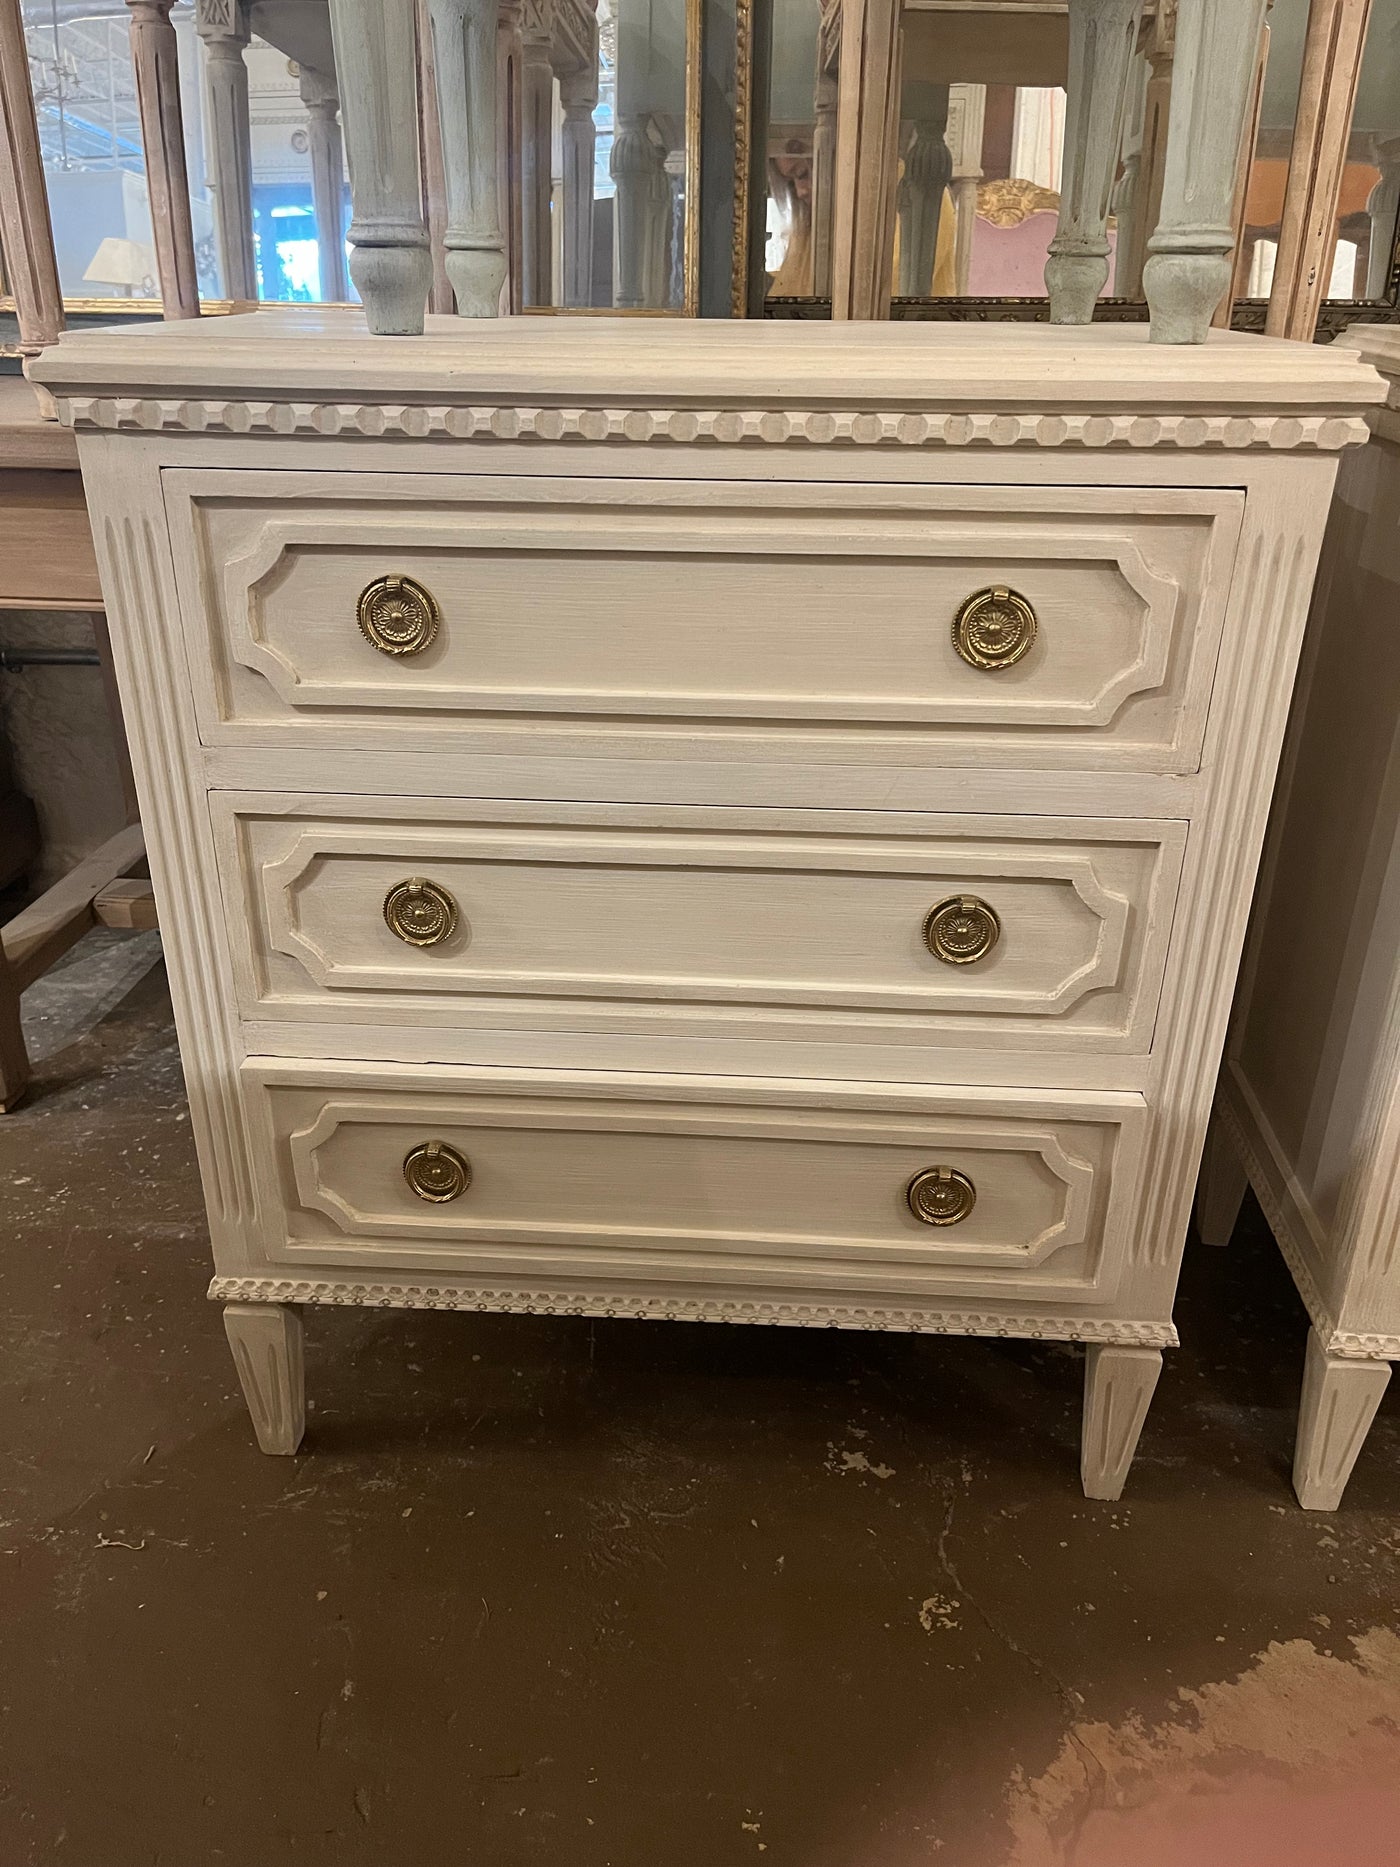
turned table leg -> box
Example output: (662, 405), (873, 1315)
(428, 0), (508, 316)
(1294, 1327), (1391, 1510)
(1046, 0), (1143, 324)
(1081, 1344), (1162, 1500)
(329, 0), (432, 332)
(224, 1303), (305, 1455)
(1143, 0), (1270, 343)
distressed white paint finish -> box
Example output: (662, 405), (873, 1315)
(223, 1301), (305, 1453)
(1206, 326), (1400, 1506)
(327, 0), (431, 332)
(1081, 1344), (1161, 1499)
(33, 306), (1381, 414)
(243, 1058), (1147, 1310)
(219, 795), (1185, 1055)
(31, 310), (1382, 1486)
(166, 470), (1241, 775)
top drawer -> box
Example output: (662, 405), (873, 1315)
(165, 471), (1243, 774)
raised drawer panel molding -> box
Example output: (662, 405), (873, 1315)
(34, 312), (1385, 1498)
(168, 474), (1243, 774)
(244, 1061), (1146, 1308)
(219, 797), (1187, 1054)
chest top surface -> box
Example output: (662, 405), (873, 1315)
(31, 310), (1387, 455)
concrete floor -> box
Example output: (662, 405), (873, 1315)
(2, 936), (1399, 1867)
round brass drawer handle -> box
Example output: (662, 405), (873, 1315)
(924, 894), (1001, 966)
(907, 1166), (976, 1227)
(357, 572), (441, 656)
(403, 1139), (472, 1203)
(952, 586), (1037, 671)
(384, 877), (460, 948)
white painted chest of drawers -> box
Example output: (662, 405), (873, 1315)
(35, 311), (1384, 1497)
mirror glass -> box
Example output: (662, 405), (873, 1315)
(1238, 0), (1400, 304)
(764, 1), (1080, 302)
(19, 0), (351, 305)
(520, 0), (695, 310)
(887, 7), (1072, 300)
(765, 0), (831, 296)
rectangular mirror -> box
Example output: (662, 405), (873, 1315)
(8, 0), (350, 313)
(520, 0), (701, 311)
(1233, 0), (1400, 332)
(758, 0), (1400, 340)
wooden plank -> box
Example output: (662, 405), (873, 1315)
(1265, 0), (1373, 342)
(93, 877), (158, 931)
(0, 468), (101, 608)
(2, 821), (146, 992)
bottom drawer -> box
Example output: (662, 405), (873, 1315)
(241, 1060), (1147, 1307)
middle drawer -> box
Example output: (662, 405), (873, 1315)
(215, 796), (1185, 1057)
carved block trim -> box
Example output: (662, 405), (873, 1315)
(55, 394), (1373, 452)
(208, 1274), (1179, 1344)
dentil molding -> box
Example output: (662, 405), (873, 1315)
(57, 394), (1373, 452)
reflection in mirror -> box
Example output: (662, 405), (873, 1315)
(764, 0), (827, 296)
(892, 7), (1073, 301)
(1238, 0), (1400, 304)
(19, 0), (351, 305)
(764, 0), (1084, 303)
(521, 0), (695, 310)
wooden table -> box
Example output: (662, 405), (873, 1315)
(0, 374), (153, 1109)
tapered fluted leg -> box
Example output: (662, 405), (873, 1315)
(224, 1303), (305, 1455)
(1081, 1345), (1161, 1500)
(1294, 1328), (1390, 1511)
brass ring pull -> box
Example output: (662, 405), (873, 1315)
(403, 1139), (472, 1203)
(907, 1166), (976, 1227)
(952, 586), (1037, 670)
(924, 895), (1001, 966)
(357, 573), (441, 656)
(384, 877), (460, 948)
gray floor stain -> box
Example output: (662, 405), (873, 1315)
(0, 934), (1397, 1866)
